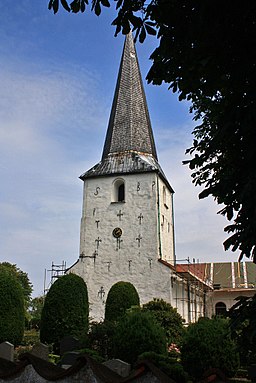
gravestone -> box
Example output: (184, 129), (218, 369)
(59, 336), (82, 369)
(60, 336), (81, 356)
(61, 351), (80, 369)
(31, 343), (49, 361)
(248, 364), (256, 383)
(103, 359), (131, 377)
(0, 342), (14, 361)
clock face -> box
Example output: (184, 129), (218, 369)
(112, 227), (122, 238)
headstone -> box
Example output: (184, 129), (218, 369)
(30, 343), (49, 361)
(103, 359), (131, 377)
(60, 336), (81, 356)
(248, 364), (256, 383)
(0, 341), (14, 362)
(60, 351), (80, 369)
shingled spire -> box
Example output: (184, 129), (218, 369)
(101, 32), (157, 160)
(80, 33), (172, 191)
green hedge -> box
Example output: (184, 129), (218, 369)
(0, 270), (25, 346)
(181, 317), (239, 381)
(112, 311), (167, 365)
(105, 281), (140, 321)
(40, 274), (89, 352)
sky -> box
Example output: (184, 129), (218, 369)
(0, 0), (240, 297)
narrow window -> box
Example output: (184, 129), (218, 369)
(112, 179), (125, 202)
(118, 183), (125, 202)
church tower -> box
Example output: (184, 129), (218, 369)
(68, 33), (176, 321)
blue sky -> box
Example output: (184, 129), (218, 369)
(0, 0), (239, 297)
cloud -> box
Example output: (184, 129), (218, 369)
(0, 58), (107, 295)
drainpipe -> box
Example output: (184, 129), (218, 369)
(156, 176), (162, 259)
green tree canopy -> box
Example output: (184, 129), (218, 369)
(0, 262), (32, 308)
(228, 294), (256, 365)
(142, 298), (185, 345)
(113, 310), (167, 365)
(105, 281), (140, 321)
(29, 296), (44, 329)
(0, 269), (25, 346)
(40, 273), (89, 352)
(48, 1), (256, 262)
(181, 317), (239, 381)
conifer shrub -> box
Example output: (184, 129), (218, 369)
(0, 269), (25, 346)
(105, 281), (140, 321)
(181, 317), (239, 381)
(40, 273), (89, 352)
(142, 298), (185, 345)
(112, 310), (167, 365)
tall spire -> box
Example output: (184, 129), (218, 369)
(101, 32), (157, 160)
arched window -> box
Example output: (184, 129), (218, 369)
(112, 179), (125, 202)
(215, 302), (227, 316)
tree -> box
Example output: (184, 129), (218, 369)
(0, 262), (32, 308)
(48, 1), (256, 262)
(40, 274), (89, 352)
(0, 269), (25, 346)
(113, 310), (167, 365)
(228, 294), (256, 365)
(104, 281), (140, 321)
(142, 298), (185, 346)
(29, 296), (44, 329)
(181, 317), (239, 381)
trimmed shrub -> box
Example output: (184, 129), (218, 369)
(40, 274), (89, 352)
(113, 310), (167, 365)
(138, 352), (189, 383)
(142, 298), (185, 345)
(181, 317), (239, 381)
(0, 270), (25, 346)
(105, 281), (140, 321)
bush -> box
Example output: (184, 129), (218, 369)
(142, 298), (185, 345)
(87, 320), (117, 360)
(112, 310), (167, 365)
(0, 270), (25, 346)
(138, 352), (188, 383)
(181, 317), (239, 381)
(40, 274), (89, 352)
(105, 281), (140, 321)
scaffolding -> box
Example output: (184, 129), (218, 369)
(43, 261), (66, 296)
(173, 258), (214, 323)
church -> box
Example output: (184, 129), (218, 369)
(66, 33), (255, 323)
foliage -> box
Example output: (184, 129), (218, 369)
(181, 317), (239, 381)
(29, 296), (44, 329)
(87, 320), (117, 360)
(40, 274), (89, 353)
(142, 298), (185, 345)
(0, 269), (25, 346)
(105, 281), (140, 321)
(138, 352), (188, 383)
(112, 310), (167, 365)
(48, 1), (256, 262)
(0, 262), (32, 308)
(21, 329), (40, 346)
(228, 294), (256, 365)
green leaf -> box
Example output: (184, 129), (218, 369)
(101, 0), (110, 7)
(48, 0), (59, 13)
(139, 26), (146, 43)
(145, 23), (156, 36)
(60, 0), (70, 11)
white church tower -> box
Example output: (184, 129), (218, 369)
(68, 33), (177, 321)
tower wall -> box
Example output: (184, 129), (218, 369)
(69, 172), (174, 321)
